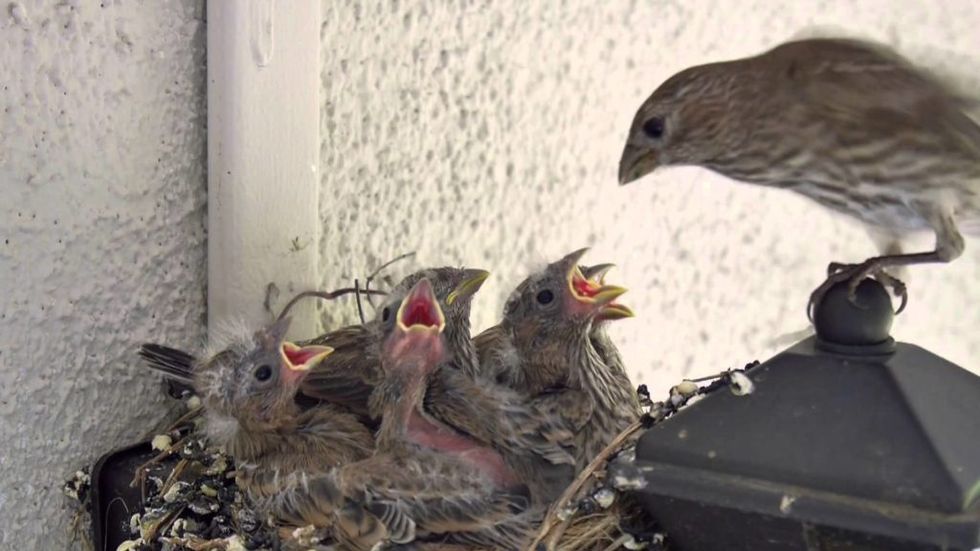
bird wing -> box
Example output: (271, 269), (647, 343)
(339, 454), (527, 537)
(299, 324), (381, 417)
(530, 388), (595, 432)
(239, 467), (344, 527)
(472, 324), (524, 385)
(773, 38), (980, 156)
(425, 368), (575, 466)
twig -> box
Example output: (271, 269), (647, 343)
(130, 436), (191, 488)
(364, 251), (416, 308)
(600, 534), (632, 551)
(530, 419), (646, 550)
(159, 458), (190, 500)
(354, 279), (366, 325)
(275, 288), (387, 322)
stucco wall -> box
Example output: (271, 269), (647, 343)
(317, 0), (980, 397)
(0, 1), (206, 548)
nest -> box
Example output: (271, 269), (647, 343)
(64, 364), (760, 551)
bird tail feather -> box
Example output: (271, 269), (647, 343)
(138, 343), (196, 384)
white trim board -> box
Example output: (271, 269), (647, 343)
(206, 0), (322, 340)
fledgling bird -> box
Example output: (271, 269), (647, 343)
(475, 249), (641, 470)
(140, 317), (376, 527)
(331, 277), (536, 550)
(371, 268), (577, 507)
(298, 267), (492, 419)
(263, 270), (575, 548)
(618, 37), (980, 315)
(136, 269), (492, 424)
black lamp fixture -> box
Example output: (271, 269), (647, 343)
(631, 279), (980, 550)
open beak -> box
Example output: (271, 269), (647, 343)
(562, 249), (628, 308)
(579, 263), (635, 321)
(580, 263), (616, 283)
(397, 278), (446, 335)
(446, 269), (490, 306)
(618, 143), (658, 186)
(280, 342), (334, 373)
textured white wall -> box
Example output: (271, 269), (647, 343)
(0, 1), (206, 548)
(318, 0), (980, 397)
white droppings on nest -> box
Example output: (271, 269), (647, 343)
(200, 483), (218, 497)
(292, 525), (321, 546)
(622, 533), (648, 550)
(163, 481), (191, 503)
(116, 539), (144, 551)
(204, 454), (229, 475)
(129, 513), (140, 534)
(151, 434), (173, 452)
(224, 534), (247, 551)
(594, 488), (616, 509)
(671, 380), (699, 398)
(62, 469), (90, 500)
(779, 494), (797, 514)
(612, 473), (648, 491)
(186, 395), (202, 410)
(729, 370), (755, 396)
(556, 506), (578, 521)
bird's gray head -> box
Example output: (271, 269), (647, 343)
(503, 248), (630, 341)
(619, 62), (748, 185)
(377, 267), (488, 350)
(194, 316), (334, 430)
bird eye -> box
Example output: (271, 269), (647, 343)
(536, 289), (554, 305)
(381, 307), (391, 322)
(642, 117), (665, 139)
(254, 365), (273, 382)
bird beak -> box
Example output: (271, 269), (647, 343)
(396, 278), (446, 335)
(597, 302), (635, 321)
(446, 269), (490, 305)
(618, 143), (658, 186)
(566, 264), (628, 307)
(579, 263), (635, 321)
(280, 342), (334, 373)
(579, 263), (616, 283)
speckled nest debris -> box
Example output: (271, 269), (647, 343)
(537, 364), (760, 551)
(65, 364), (759, 551)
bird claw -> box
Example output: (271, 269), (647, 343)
(808, 260), (908, 321)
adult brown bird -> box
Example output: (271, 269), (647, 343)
(141, 317), (376, 527)
(474, 248), (641, 470)
(618, 37), (980, 316)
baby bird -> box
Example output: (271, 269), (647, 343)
(475, 249), (641, 469)
(299, 267), (491, 415)
(141, 317), (375, 527)
(331, 277), (534, 550)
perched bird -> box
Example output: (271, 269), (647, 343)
(618, 37), (980, 315)
(475, 248), (641, 469)
(140, 317), (376, 527)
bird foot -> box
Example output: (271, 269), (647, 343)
(808, 260), (908, 321)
